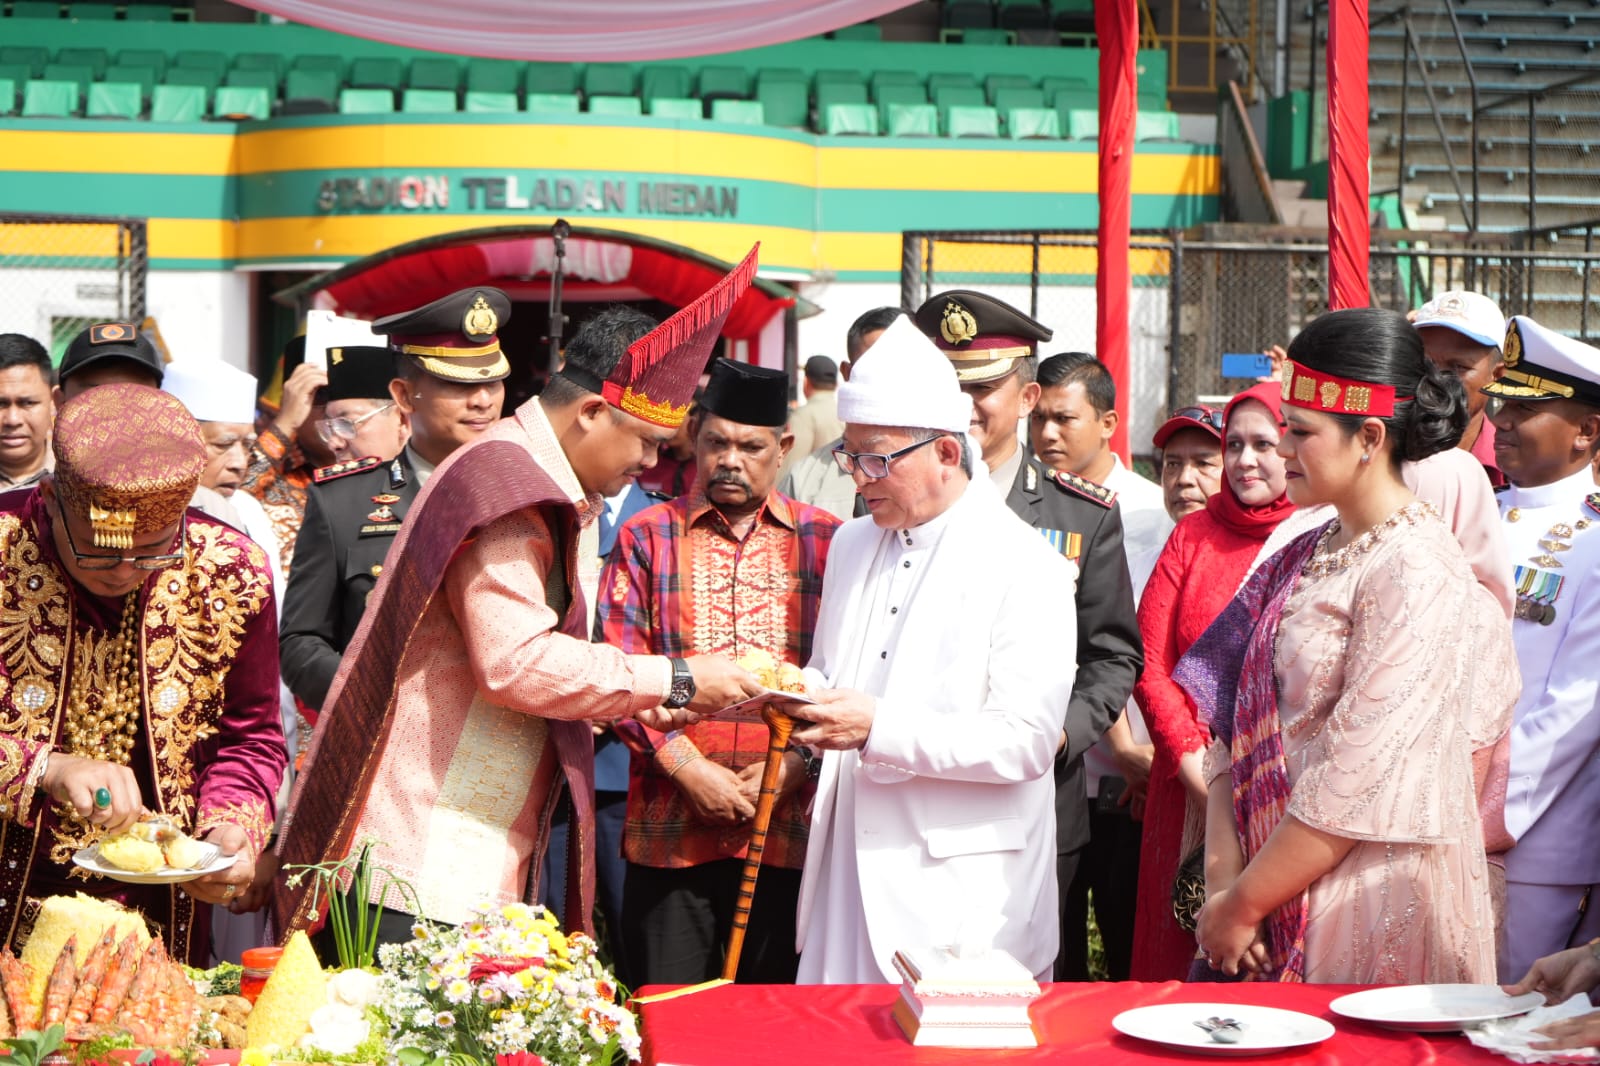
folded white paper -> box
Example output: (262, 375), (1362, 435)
(1466, 995), (1600, 1064)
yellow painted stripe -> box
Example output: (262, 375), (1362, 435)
(148, 218), (238, 261)
(815, 232), (1172, 276)
(0, 129), (235, 175)
(235, 124), (819, 182)
(817, 145), (1216, 193)
(0, 222), (126, 256)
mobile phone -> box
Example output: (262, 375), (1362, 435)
(1095, 775), (1127, 814)
(1221, 352), (1274, 379)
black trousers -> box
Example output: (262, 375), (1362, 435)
(622, 858), (802, 986)
(1057, 801), (1142, 981)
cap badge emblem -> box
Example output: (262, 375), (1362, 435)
(940, 301), (978, 346)
(464, 294), (499, 339)
(88, 503), (137, 550)
(1503, 320), (1522, 367)
(330, 348), (344, 366)
(89, 323), (134, 345)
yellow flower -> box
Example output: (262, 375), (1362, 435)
(547, 930), (569, 958)
(241, 1049), (271, 1066)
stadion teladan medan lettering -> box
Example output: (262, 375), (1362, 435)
(315, 175), (739, 218)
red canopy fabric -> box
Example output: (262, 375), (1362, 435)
(1096, 0), (1137, 462)
(1326, 0), (1371, 309)
(229, 0), (913, 61)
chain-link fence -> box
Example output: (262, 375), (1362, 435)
(0, 213), (148, 365)
(903, 224), (1600, 454)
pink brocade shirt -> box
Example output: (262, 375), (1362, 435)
(342, 402), (673, 926)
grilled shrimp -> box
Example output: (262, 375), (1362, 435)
(40, 935), (78, 1026)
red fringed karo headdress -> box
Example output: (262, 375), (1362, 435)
(1280, 360), (1405, 417)
(598, 245), (759, 428)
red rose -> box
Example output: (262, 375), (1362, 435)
(469, 955), (537, 981)
(495, 1053), (546, 1066)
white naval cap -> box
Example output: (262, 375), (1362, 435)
(1483, 316), (1600, 408)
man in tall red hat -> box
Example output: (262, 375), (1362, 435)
(272, 250), (767, 946)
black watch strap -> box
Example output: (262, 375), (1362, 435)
(665, 656), (695, 709)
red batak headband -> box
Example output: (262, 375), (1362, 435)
(1280, 360), (1405, 417)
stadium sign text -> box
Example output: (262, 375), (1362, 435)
(315, 174), (739, 218)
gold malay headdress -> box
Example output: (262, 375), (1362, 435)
(53, 384), (205, 550)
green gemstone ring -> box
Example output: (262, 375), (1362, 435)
(93, 787), (112, 810)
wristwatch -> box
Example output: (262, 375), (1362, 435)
(665, 657), (696, 709)
(787, 742), (821, 780)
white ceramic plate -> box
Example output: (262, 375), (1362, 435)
(708, 689), (818, 723)
(1112, 1003), (1336, 1056)
(72, 841), (237, 885)
(1329, 985), (1544, 1032)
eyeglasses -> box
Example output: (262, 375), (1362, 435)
(59, 508), (186, 572)
(316, 403), (395, 444)
(832, 435), (942, 480)
(1170, 405), (1225, 431)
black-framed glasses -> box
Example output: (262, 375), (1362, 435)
(59, 510), (187, 572)
(1170, 405), (1225, 431)
(316, 402), (395, 444)
(832, 435), (941, 480)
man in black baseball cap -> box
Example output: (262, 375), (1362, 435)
(55, 322), (166, 405)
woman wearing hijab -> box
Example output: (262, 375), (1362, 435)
(1128, 382), (1295, 980)
(1180, 308), (1518, 983)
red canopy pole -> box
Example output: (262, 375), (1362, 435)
(1096, 0), (1136, 462)
(1325, 0), (1370, 310)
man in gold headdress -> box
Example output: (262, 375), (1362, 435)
(0, 383), (285, 963)
(273, 251), (769, 947)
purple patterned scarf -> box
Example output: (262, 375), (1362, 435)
(1172, 525), (1327, 981)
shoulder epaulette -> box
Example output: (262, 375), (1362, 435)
(313, 456), (381, 484)
(1585, 492), (1600, 517)
(1044, 468), (1117, 508)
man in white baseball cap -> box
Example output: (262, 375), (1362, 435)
(1413, 290), (1508, 486)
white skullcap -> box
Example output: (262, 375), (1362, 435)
(837, 314), (973, 434)
(162, 359), (259, 425)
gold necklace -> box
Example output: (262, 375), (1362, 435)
(63, 591), (141, 765)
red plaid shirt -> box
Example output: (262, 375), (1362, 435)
(598, 490), (840, 869)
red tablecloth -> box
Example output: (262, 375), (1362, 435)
(638, 981), (1514, 1065)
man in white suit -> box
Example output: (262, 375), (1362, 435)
(789, 315), (1078, 983)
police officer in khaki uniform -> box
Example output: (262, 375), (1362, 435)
(278, 288), (511, 711)
(912, 290), (1143, 981)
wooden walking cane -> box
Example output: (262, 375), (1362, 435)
(721, 703), (795, 981)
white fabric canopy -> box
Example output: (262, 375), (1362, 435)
(233, 0), (913, 61)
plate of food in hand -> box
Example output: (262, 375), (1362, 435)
(711, 650), (818, 723)
(73, 814), (237, 884)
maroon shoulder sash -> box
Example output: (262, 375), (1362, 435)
(275, 439), (597, 936)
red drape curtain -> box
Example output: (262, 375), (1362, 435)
(228, 0), (913, 60)
(1326, 0), (1371, 310)
(1096, 0), (1137, 462)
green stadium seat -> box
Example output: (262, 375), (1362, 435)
(116, 50), (166, 77)
(1065, 108), (1097, 139)
(0, 66), (33, 107)
(409, 58), (459, 92)
(1006, 105), (1059, 138)
(944, 104), (1000, 137)
(124, 3), (177, 20)
(525, 92), (580, 115)
(233, 53), (282, 78)
(55, 48), (108, 76)
(588, 94), (641, 116)
(944, 1), (994, 28)
(400, 88), (455, 113)
(757, 67), (807, 88)
(756, 80), (807, 127)
(710, 98), (763, 124)
(830, 23), (881, 41)
(226, 69), (277, 95)
(42, 64), (93, 92)
(999, 0), (1050, 30)
(22, 78), (78, 116)
(816, 81), (867, 113)
(86, 80), (141, 118)
(960, 28), (1015, 45)
(648, 96), (701, 119)
(640, 66), (690, 102)
(104, 64), (156, 101)
(0, 78), (14, 116)
(164, 67), (220, 93)
(292, 55), (344, 76)
(934, 85), (985, 110)
(985, 74), (1035, 102)
(467, 60), (522, 95)
(1051, 86), (1096, 115)
(9, 1), (61, 16)
(994, 87), (1045, 113)
(69, 2), (117, 19)
(175, 51), (228, 78)
(583, 63), (633, 98)
(524, 64), (576, 95)
(928, 73), (977, 94)
(870, 71), (921, 95)
(1041, 75), (1091, 96)
(1050, 0), (1095, 32)
(822, 102), (877, 135)
(213, 84), (271, 119)
(463, 90), (517, 113)
(338, 87), (394, 114)
(150, 82), (205, 121)
(815, 69), (864, 87)
(282, 69), (338, 114)
(884, 102), (938, 136)
(698, 66), (748, 99)
(348, 57), (403, 90)
(875, 84), (927, 111)
(1135, 110), (1181, 141)
(0, 49), (48, 78)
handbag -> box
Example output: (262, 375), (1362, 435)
(1171, 846), (1206, 932)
